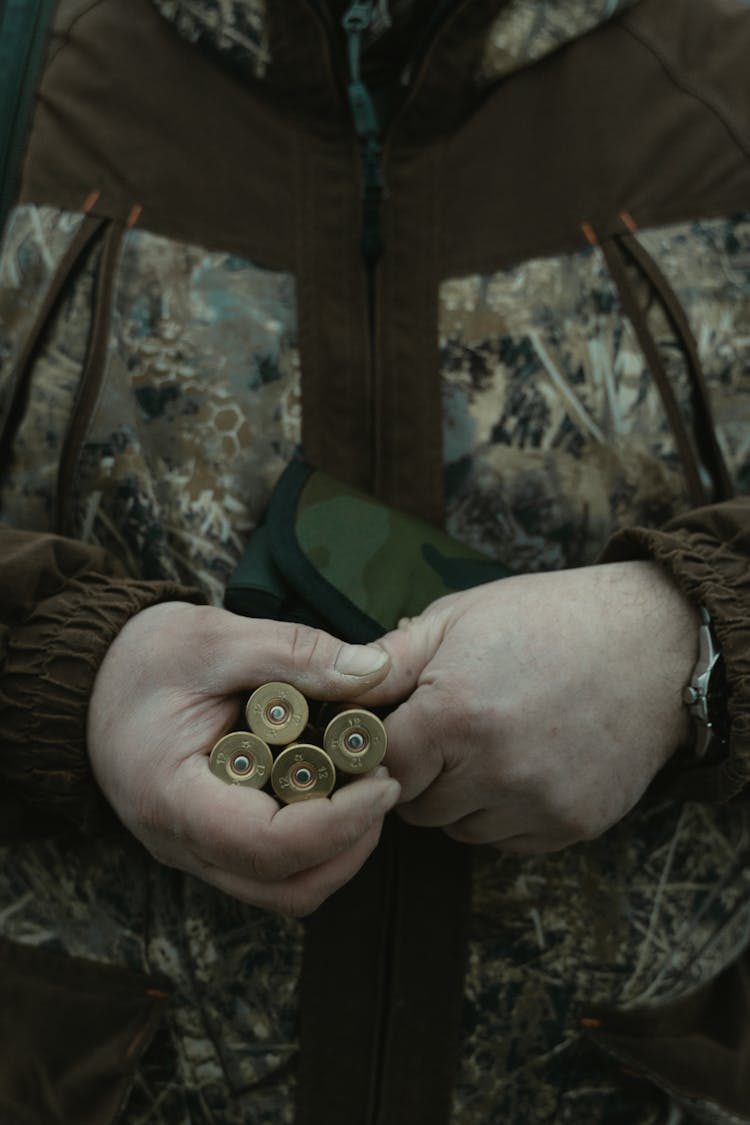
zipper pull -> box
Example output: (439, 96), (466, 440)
(342, 2), (376, 39)
(342, 2), (379, 135)
(341, 1), (384, 265)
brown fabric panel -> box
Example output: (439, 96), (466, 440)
(434, 3), (750, 277)
(296, 823), (395, 1125)
(296, 819), (472, 1125)
(601, 499), (750, 801)
(22, 0), (301, 266)
(586, 945), (750, 1118)
(373, 824), (472, 1125)
(294, 131), (373, 490)
(621, 0), (750, 164)
(375, 143), (444, 520)
(0, 525), (200, 837)
(0, 936), (169, 1125)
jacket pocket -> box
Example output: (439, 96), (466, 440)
(0, 936), (169, 1125)
(585, 945), (750, 1123)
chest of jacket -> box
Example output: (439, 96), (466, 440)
(2, 0), (749, 598)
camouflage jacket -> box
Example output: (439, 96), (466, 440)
(0, 1), (750, 1123)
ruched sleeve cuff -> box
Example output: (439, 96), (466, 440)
(0, 566), (200, 838)
(601, 499), (750, 801)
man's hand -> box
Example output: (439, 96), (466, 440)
(359, 562), (700, 853)
(87, 602), (400, 915)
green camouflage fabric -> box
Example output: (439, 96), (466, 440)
(237, 464), (513, 635)
(295, 469), (509, 623)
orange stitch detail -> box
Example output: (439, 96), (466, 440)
(580, 221), (598, 247)
(145, 988), (169, 1000)
(580, 1017), (603, 1030)
(620, 210), (638, 234)
(82, 190), (101, 213)
(126, 203), (143, 229)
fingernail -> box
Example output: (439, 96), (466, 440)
(335, 643), (388, 677)
(373, 766), (390, 780)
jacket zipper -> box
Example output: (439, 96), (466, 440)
(338, 0), (459, 498)
(341, 3), (385, 267)
(334, 8), (465, 1122)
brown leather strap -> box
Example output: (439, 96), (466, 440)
(0, 214), (105, 486)
(615, 231), (734, 502)
(600, 237), (711, 509)
(55, 219), (124, 533)
(295, 819), (472, 1125)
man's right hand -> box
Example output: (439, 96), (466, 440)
(86, 602), (400, 916)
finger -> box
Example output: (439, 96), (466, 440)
(352, 611), (449, 708)
(377, 685), (447, 802)
(395, 762), (491, 828)
(185, 816), (385, 916)
(207, 612), (393, 698)
(168, 759), (401, 881)
(440, 807), (517, 844)
(442, 816), (564, 855)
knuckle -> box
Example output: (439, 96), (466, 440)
(253, 822), (316, 883)
(544, 794), (593, 844)
(442, 820), (477, 845)
(246, 831), (284, 882)
(289, 624), (327, 674)
(439, 680), (499, 745)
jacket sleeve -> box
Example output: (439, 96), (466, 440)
(0, 526), (201, 841)
(601, 498), (750, 802)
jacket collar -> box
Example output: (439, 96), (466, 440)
(148, 0), (640, 140)
(150, 0), (639, 84)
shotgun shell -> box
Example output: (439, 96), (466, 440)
(245, 682), (309, 745)
(209, 732), (273, 788)
(271, 744), (336, 803)
(323, 709), (387, 775)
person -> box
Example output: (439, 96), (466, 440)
(0, 0), (749, 1122)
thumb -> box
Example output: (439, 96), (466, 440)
(353, 616), (441, 707)
(215, 614), (394, 698)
